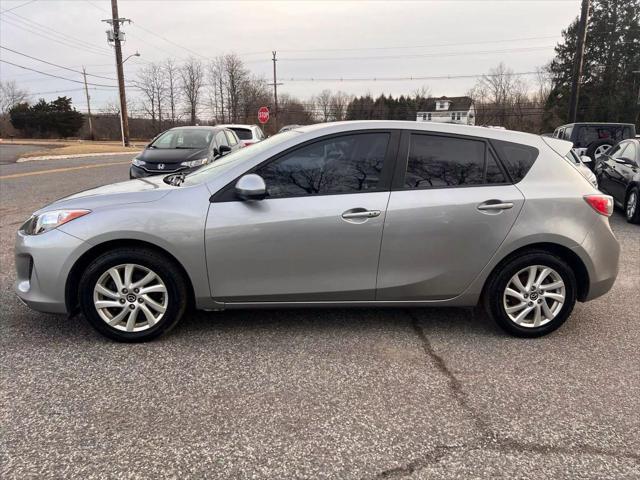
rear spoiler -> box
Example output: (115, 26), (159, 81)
(541, 136), (573, 157)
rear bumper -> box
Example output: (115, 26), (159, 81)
(574, 216), (620, 301)
(14, 228), (89, 314)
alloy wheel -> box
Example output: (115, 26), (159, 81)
(627, 191), (637, 220)
(93, 263), (168, 332)
(594, 144), (611, 159)
(503, 265), (565, 328)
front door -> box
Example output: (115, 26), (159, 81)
(205, 131), (398, 302)
(377, 132), (525, 300)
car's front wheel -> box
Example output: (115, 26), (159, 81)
(485, 251), (577, 337)
(79, 248), (188, 342)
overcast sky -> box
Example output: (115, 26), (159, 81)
(1, 0), (581, 115)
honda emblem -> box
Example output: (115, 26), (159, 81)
(157, 163), (165, 170)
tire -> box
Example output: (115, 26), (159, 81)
(625, 187), (640, 224)
(585, 140), (614, 168)
(484, 250), (577, 338)
(79, 247), (188, 342)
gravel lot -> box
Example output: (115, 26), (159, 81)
(1, 150), (639, 479)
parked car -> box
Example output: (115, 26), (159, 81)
(279, 124), (301, 133)
(553, 122), (636, 168)
(130, 126), (242, 178)
(595, 139), (640, 223)
(16, 121), (619, 342)
(217, 124), (265, 147)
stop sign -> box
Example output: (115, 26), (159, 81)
(258, 106), (270, 124)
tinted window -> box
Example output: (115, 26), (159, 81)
(491, 139), (538, 183)
(150, 128), (213, 149)
(623, 142), (638, 164)
(256, 133), (390, 198)
(577, 125), (626, 146)
(231, 128), (253, 140)
(215, 131), (228, 147)
(404, 134), (504, 188)
(225, 130), (238, 146)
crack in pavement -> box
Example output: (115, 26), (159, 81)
(369, 310), (640, 478)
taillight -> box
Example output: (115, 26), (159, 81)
(244, 142), (254, 147)
(584, 194), (613, 217)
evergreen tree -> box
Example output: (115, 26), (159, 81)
(545, 0), (640, 129)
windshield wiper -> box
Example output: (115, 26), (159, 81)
(163, 172), (186, 186)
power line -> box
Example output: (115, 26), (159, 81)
(0, 59), (119, 88)
(279, 70), (542, 82)
(4, 10), (112, 55)
(0, 46), (118, 81)
(0, 0), (38, 14)
(277, 45), (555, 62)
(274, 35), (561, 54)
(0, 17), (113, 57)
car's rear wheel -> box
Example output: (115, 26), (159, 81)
(79, 248), (188, 342)
(586, 140), (613, 168)
(626, 187), (640, 224)
(485, 251), (577, 337)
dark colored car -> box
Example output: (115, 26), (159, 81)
(553, 123), (636, 168)
(130, 126), (243, 179)
(595, 139), (640, 223)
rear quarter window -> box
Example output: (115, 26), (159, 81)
(490, 139), (539, 183)
(231, 128), (253, 140)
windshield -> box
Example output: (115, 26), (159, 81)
(150, 128), (213, 149)
(183, 130), (299, 186)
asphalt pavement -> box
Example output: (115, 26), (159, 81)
(1, 149), (639, 479)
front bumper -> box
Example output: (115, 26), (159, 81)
(14, 228), (89, 314)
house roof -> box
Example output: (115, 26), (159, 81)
(417, 96), (474, 112)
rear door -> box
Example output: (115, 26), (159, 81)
(377, 131), (526, 301)
(206, 130), (399, 302)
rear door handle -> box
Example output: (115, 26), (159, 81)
(342, 209), (381, 219)
(477, 201), (514, 211)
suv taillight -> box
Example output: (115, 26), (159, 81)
(584, 194), (613, 217)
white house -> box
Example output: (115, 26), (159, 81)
(416, 96), (475, 125)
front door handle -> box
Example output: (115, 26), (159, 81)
(477, 201), (514, 211)
(342, 209), (381, 219)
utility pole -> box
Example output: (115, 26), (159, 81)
(82, 67), (95, 140)
(103, 0), (131, 146)
(269, 51), (283, 132)
(568, 0), (590, 123)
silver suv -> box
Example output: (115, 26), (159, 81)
(15, 121), (619, 342)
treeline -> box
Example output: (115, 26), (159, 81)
(8, 97), (83, 138)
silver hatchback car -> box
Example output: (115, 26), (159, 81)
(15, 121), (619, 342)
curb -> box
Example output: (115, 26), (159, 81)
(17, 151), (137, 163)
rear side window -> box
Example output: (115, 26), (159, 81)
(490, 139), (538, 183)
(225, 130), (238, 146)
(404, 134), (506, 188)
(231, 128), (253, 140)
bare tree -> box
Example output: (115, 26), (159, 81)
(180, 57), (204, 124)
(207, 57), (226, 123)
(164, 59), (180, 126)
(0, 80), (29, 114)
(330, 91), (352, 121)
(314, 89), (333, 122)
(223, 54), (250, 123)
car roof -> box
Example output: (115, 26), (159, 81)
(558, 122), (635, 127)
(292, 120), (545, 146)
(217, 124), (258, 130)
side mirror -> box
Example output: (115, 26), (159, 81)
(580, 155), (592, 164)
(219, 145), (232, 156)
(235, 174), (266, 200)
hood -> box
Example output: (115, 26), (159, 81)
(38, 176), (174, 213)
(138, 147), (208, 164)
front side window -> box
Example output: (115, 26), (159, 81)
(404, 134), (505, 188)
(225, 130), (238, 146)
(256, 133), (390, 198)
(215, 131), (229, 148)
(610, 142), (628, 160)
(623, 142), (638, 164)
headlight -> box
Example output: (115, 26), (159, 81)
(21, 209), (91, 235)
(132, 158), (146, 167)
(181, 157), (208, 168)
